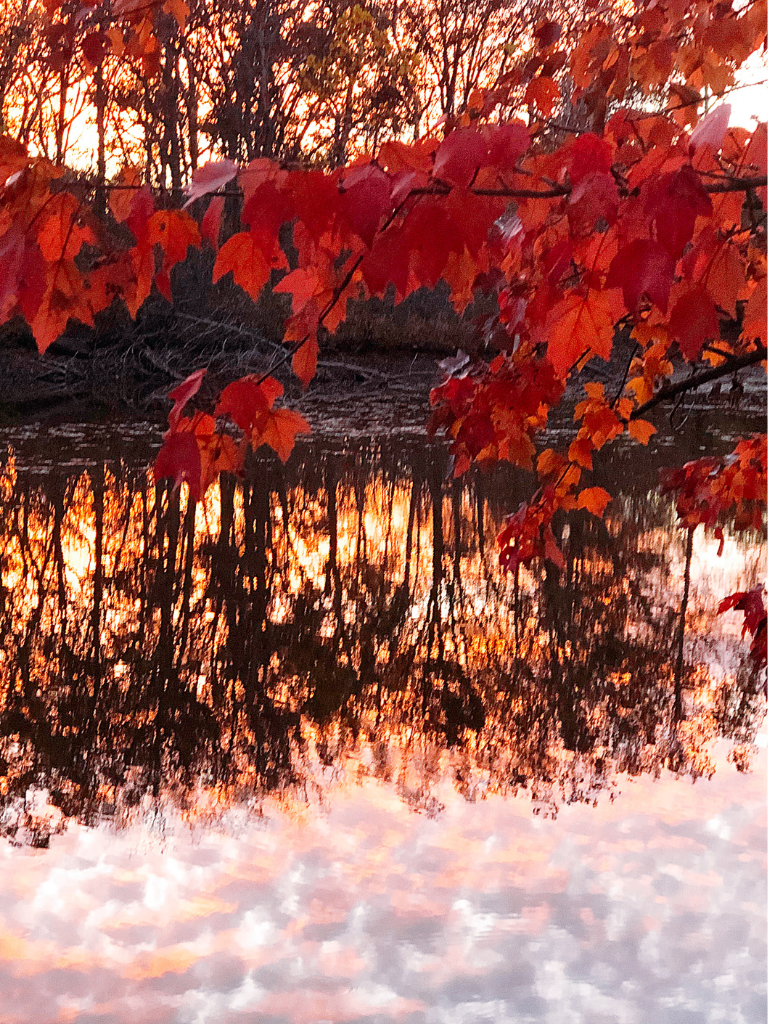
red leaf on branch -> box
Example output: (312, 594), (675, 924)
(718, 586), (767, 667)
(146, 209), (201, 268)
(483, 122), (529, 170)
(274, 267), (320, 314)
(361, 230), (412, 297)
(607, 239), (675, 312)
(338, 163), (392, 247)
(568, 172), (619, 236)
(36, 192), (95, 260)
(201, 195), (224, 249)
(125, 187), (155, 242)
(568, 133), (613, 184)
(433, 128), (488, 187)
(215, 376), (282, 433)
(292, 335), (318, 389)
(668, 287), (719, 360)
(167, 368), (206, 432)
(153, 430), (202, 502)
(545, 290), (620, 378)
(644, 164), (712, 258)
(212, 231), (276, 299)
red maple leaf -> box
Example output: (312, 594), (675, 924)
(668, 287), (719, 360)
(167, 368), (206, 432)
(607, 239), (675, 312)
(154, 431), (202, 502)
(433, 128), (489, 187)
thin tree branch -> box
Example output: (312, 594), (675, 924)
(631, 346), (766, 419)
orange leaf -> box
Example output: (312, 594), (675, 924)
(31, 260), (94, 353)
(255, 408), (311, 462)
(292, 335), (318, 389)
(213, 231), (272, 299)
(525, 77), (560, 117)
(108, 165), (141, 223)
(211, 230), (272, 299)
(628, 419), (657, 445)
(146, 209), (200, 268)
(36, 192), (95, 260)
(742, 278), (766, 346)
(568, 435), (594, 469)
(577, 486), (612, 517)
(274, 267), (320, 314)
(546, 290), (620, 378)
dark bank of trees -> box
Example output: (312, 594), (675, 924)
(0, 435), (763, 846)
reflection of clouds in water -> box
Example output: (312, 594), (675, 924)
(0, 742), (764, 1024)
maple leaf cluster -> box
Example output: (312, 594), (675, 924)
(154, 367), (310, 502)
(661, 433), (767, 539)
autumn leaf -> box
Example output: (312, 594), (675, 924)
(215, 376), (282, 433)
(545, 290), (620, 378)
(483, 122), (529, 171)
(183, 158), (238, 208)
(36, 192), (95, 260)
(212, 231), (273, 299)
(525, 76), (560, 117)
(146, 209), (201, 268)
(292, 335), (319, 389)
(108, 164), (141, 223)
(644, 164), (712, 258)
(568, 172), (619, 237)
(274, 267), (321, 314)
(628, 419), (657, 444)
(338, 163), (392, 247)
(433, 128), (489, 188)
(201, 195), (224, 249)
(254, 408), (311, 462)
(607, 240), (675, 313)
(578, 486), (611, 517)
(668, 287), (719, 360)
(167, 368), (206, 432)
(568, 133), (613, 183)
(31, 259), (93, 353)
(742, 278), (766, 346)
(154, 430), (201, 502)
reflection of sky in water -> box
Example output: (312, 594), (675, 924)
(0, 737), (764, 1023)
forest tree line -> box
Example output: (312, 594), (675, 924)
(3, 0), (625, 188)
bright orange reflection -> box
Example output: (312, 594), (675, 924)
(0, 434), (764, 846)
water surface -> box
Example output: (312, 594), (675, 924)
(0, 422), (764, 1023)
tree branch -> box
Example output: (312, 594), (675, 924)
(631, 346), (767, 419)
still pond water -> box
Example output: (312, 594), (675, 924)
(0, 417), (765, 1024)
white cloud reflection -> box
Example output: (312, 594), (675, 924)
(0, 736), (764, 1024)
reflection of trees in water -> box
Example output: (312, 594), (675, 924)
(0, 439), (764, 846)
